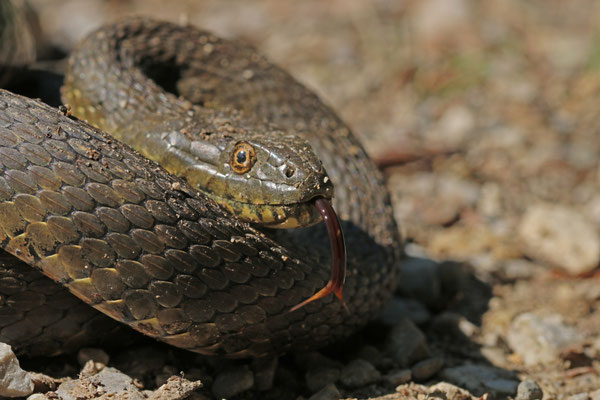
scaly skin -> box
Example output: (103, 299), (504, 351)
(0, 18), (401, 358)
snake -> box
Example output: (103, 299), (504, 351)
(0, 17), (401, 358)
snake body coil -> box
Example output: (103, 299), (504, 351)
(0, 18), (400, 357)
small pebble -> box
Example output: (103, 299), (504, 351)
(516, 379), (543, 400)
(81, 359), (106, 376)
(507, 313), (583, 366)
(305, 367), (340, 393)
(0, 342), (34, 397)
(384, 318), (430, 367)
(411, 357), (444, 381)
(308, 383), (341, 400)
(383, 369), (412, 386)
(339, 359), (381, 388)
(211, 366), (254, 399)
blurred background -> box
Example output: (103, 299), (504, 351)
(4, 0), (600, 398)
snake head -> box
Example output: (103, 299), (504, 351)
(184, 132), (334, 228)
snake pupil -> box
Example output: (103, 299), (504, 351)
(236, 150), (247, 164)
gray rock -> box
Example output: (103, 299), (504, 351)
(411, 357), (444, 381)
(516, 380), (543, 400)
(395, 257), (441, 309)
(308, 383), (341, 400)
(0, 342), (33, 398)
(507, 312), (584, 366)
(305, 366), (340, 393)
(383, 369), (412, 387)
(518, 204), (600, 274)
(211, 366), (254, 399)
(339, 359), (381, 388)
(57, 367), (145, 400)
(379, 297), (431, 326)
(385, 318), (430, 367)
(441, 364), (519, 396)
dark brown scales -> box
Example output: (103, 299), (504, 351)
(0, 18), (401, 358)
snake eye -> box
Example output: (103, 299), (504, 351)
(230, 142), (256, 174)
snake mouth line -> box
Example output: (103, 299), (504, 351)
(214, 195), (325, 228)
(290, 197), (347, 312)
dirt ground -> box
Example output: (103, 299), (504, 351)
(4, 0), (600, 399)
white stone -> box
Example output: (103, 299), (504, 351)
(507, 313), (583, 366)
(0, 342), (34, 397)
(27, 394), (48, 400)
(519, 204), (600, 274)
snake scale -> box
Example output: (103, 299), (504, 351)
(0, 17), (401, 358)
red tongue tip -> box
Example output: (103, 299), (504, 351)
(289, 198), (347, 313)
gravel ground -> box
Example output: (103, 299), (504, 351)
(2, 0), (600, 399)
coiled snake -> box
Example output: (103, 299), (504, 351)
(0, 18), (400, 358)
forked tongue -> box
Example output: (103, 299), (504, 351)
(290, 198), (348, 312)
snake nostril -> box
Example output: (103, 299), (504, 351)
(284, 165), (295, 178)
